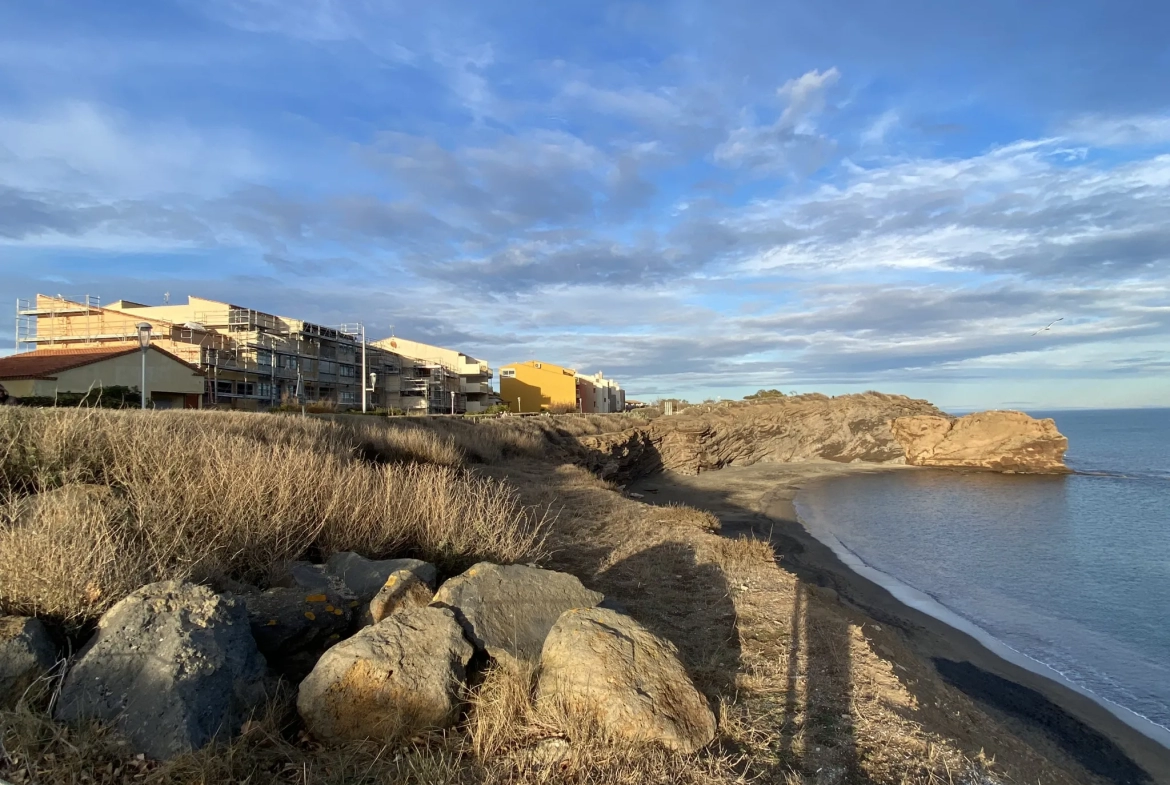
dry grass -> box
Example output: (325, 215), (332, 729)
(0, 413), (1060, 785)
(0, 408), (549, 625)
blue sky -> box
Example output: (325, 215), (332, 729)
(2, 0), (1169, 410)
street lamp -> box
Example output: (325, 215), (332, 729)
(136, 322), (152, 410)
(366, 372), (377, 409)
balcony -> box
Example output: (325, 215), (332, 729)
(461, 381), (492, 396)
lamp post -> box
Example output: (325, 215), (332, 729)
(136, 322), (152, 410)
(367, 371), (377, 411)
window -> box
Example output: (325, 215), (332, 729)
(277, 354), (298, 369)
(340, 364), (356, 378)
(257, 382), (273, 399)
(238, 382), (255, 396)
(256, 350), (272, 367)
(340, 391), (356, 404)
(319, 360), (338, 375)
(216, 381), (233, 395)
(501, 368), (516, 378)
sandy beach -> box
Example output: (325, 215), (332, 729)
(629, 462), (1170, 785)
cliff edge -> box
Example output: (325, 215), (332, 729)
(577, 393), (1068, 482)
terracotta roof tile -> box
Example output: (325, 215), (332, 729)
(0, 345), (203, 381)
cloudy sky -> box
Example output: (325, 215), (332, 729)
(2, 1), (1169, 409)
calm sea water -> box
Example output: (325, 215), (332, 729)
(795, 409), (1170, 736)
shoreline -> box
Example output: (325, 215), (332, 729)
(630, 463), (1170, 785)
(790, 472), (1170, 754)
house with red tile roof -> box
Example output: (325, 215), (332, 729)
(0, 346), (205, 409)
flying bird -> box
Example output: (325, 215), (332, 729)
(1032, 318), (1064, 336)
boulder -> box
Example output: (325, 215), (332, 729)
(297, 607), (472, 743)
(891, 411), (1069, 473)
(55, 581), (269, 760)
(0, 616), (57, 708)
(242, 584), (352, 678)
(537, 607), (716, 753)
(363, 568), (434, 626)
(324, 552), (437, 604)
(431, 563), (603, 668)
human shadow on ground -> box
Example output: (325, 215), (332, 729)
(627, 469), (1156, 785)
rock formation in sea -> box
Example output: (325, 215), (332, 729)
(576, 392), (1068, 482)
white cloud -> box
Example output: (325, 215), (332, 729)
(0, 102), (263, 198)
(1061, 113), (1170, 147)
(713, 67), (841, 174)
(777, 67), (840, 130)
(861, 109), (899, 146)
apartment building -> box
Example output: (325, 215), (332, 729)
(498, 360), (623, 413)
(575, 371), (626, 413)
(370, 336), (496, 414)
(13, 294), (465, 414)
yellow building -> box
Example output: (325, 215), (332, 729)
(498, 360), (578, 413)
(0, 345), (205, 408)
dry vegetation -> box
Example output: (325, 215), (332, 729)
(0, 408), (551, 626)
(0, 408), (1050, 784)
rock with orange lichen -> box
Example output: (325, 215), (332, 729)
(324, 552), (437, 604)
(242, 584), (353, 678)
(360, 568), (434, 627)
(431, 562), (603, 668)
(537, 607), (715, 753)
(296, 607), (473, 743)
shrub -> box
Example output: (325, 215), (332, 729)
(0, 408), (549, 625)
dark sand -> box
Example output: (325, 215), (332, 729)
(630, 462), (1170, 785)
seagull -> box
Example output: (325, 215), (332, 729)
(1032, 317), (1064, 336)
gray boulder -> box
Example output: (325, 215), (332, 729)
(537, 607), (716, 753)
(362, 568), (434, 626)
(0, 616), (57, 708)
(324, 552), (437, 604)
(297, 607), (472, 744)
(431, 562), (602, 668)
(55, 581), (269, 760)
(243, 583), (352, 678)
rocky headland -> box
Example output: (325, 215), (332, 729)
(576, 392), (1068, 482)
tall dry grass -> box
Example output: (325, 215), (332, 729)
(0, 408), (549, 625)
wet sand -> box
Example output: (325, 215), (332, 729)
(629, 462), (1170, 785)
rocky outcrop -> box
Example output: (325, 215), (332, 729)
(537, 607), (716, 753)
(576, 393), (1067, 481)
(891, 411), (1069, 473)
(364, 568), (434, 626)
(324, 552), (437, 604)
(0, 616), (57, 707)
(432, 563), (603, 668)
(55, 581), (269, 760)
(297, 607), (473, 743)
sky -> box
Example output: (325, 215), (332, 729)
(2, 1), (1169, 410)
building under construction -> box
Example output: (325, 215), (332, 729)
(14, 294), (480, 414)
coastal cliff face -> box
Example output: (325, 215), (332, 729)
(576, 393), (1068, 482)
(890, 411), (1068, 473)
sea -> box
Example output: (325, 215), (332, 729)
(794, 408), (1170, 743)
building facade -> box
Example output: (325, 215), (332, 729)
(575, 371), (626, 413)
(499, 361), (624, 414)
(14, 294), (470, 413)
(0, 345), (205, 407)
(370, 336), (496, 414)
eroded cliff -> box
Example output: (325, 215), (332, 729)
(576, 393), (1068, 482)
